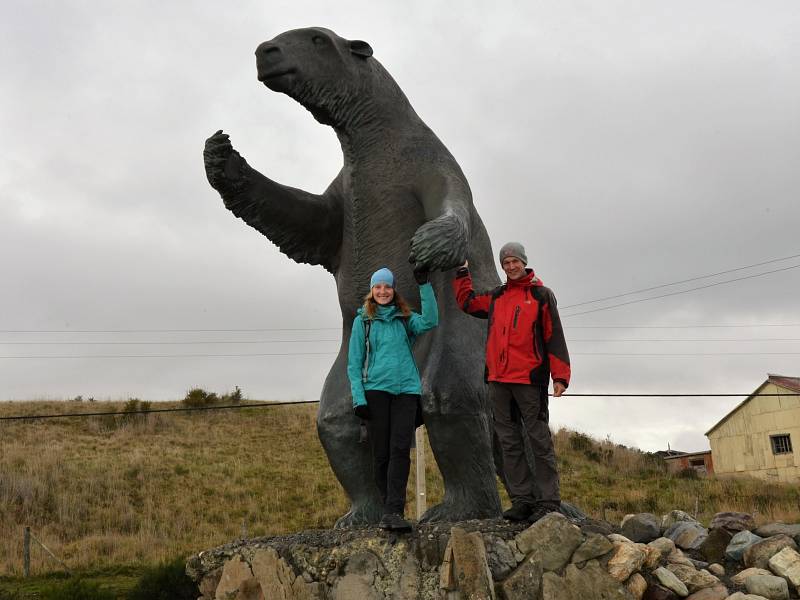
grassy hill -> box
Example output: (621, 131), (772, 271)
(2, 399), (799, 579)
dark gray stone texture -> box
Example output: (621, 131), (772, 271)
(622, 512), (661, 543)
(698, 527), (733, 564)
(708, 511), (754, 533)
(726, 530), (764, 562)
(203, 27), (503, 526)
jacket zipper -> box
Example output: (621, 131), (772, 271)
(513, 306), (520, 329)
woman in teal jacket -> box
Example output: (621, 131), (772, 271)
(347, 266), (438, 531)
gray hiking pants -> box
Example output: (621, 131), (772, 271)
(490, 382), (560, 506)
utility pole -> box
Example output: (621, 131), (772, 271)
(23, 527), (30, 577)
(415, 427), (427, 519)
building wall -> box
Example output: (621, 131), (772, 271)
(708, 383), (800, 482)
(665, 453), (714, 476)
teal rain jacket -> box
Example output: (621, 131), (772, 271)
(347, 283), (439, 408)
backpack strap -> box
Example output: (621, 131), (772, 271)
(361, 318), (372, 383)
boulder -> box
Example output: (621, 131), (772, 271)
(666, 549), (695, 567)
(515, 512), (583, 572)
(727, 530), (764, 562)
(643, 585), (680, 600)
(743, 535), (798, 570)
(706, 563), (724, 577)
(767, 546), (800, 590)
(745, 574), (790, 600)
(665, 522), (708, 551)
(215, 556), (264, 600)
(661, 511), (698, 532)
(754, 523), (800, 538)
(607, 541), (647, 582)
(708, 511), (755, 533)
(484, 535), (519, 581)
(251, 548), (320, 599)
(626, 572), (647, 600)
(665, 564), (720, 594)
(653, 566), (689, 597)
(731, 567), (773, 586)
(727, 593), (773, 600)
(698, 528), (732, 563)
(622, 513), (661, 543)
(683, 586), (728, 600)
(444, 527), (495, 599)
(646, 538), (677, 567)
(501, 549), (543, 600)
(609, 533), (635, 544)
(571, 533), (614, 564)
(542, 560), (634, 600)
(688, 559), (709, 571)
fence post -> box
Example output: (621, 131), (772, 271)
(415, 427), (427, 520)
(23, 526), (30, 577)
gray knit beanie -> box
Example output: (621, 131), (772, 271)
(499, 242), (527, 265)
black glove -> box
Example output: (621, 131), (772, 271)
(413, 266), (430, 285)
(353, 404), (371, 420)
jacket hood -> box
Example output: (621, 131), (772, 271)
(506, 268), (543, 288)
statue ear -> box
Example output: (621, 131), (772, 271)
(349, 40), (373, 58)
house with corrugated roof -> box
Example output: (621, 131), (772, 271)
(706, 374), (800, 482)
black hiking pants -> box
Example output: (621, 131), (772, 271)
(490, 382), (561, 507)
(365, 390), (419, 515)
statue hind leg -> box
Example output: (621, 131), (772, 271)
(316, 352), (383, 528)
(420, 411), (501, 522)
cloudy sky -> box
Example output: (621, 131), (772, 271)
(1, 1), (798, 452)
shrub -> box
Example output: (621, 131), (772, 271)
(568, 432), (594, 453)
(183, 388), (216, 408)
(676, 468), (699, 479)
(127, 556), (197, 600)
(39, 578), (114, 600)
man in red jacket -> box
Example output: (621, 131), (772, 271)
(453, 242), (571, 523)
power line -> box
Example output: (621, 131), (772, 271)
(0, 352), (338, 359)
(0, 327), (341, 333)
(0, 339), (341, 345)
(562, 252), (800, 309)
(561, 263), (800, 318)
(2, 393), (800, 422)
(2, 351), (800, 359)
(569, 338), (800, 342)
(568, 323), (800, 329)
(0, 400), (317, 421)
(3, 323), (799, 335)
(572, 352), (800, 356)
(4, 337), (800, 345)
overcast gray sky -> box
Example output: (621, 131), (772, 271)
(1, 1), (798, 452)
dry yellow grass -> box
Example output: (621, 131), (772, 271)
(2, 400), (799, 576)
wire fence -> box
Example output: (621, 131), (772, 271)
(2, 392), (800, 422)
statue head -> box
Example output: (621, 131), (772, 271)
(255, 27), (376, 125)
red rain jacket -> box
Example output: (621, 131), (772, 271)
(453, 268), (571, 387)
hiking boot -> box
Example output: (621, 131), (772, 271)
(528, 503), (560, 524)
(379, 513), (412, 532)
(502, 502), (534, 521)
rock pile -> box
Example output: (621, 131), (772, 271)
(186, 510), (800, 599)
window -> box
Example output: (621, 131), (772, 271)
(770, 434), (793, 455)
(689, 458), (705, 467)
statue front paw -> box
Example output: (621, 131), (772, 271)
(203, 129), (249, 194)
(409, 213), (468, 271)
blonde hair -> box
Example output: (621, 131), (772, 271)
(362, 288), (412, 320)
